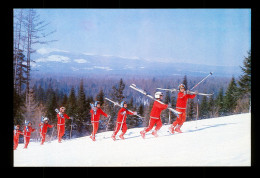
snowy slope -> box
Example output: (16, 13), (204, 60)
(14, 113), (251, 167)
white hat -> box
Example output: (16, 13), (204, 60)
(155, 91), (163, 99)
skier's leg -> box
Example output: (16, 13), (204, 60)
(14, 139), (18, 150)
(24, 137), (29, 148)
(152, 119), (162, 137)
(120, 123), (127, 139)
(144, 118), (155, 132)
(155, 119), (162, 131)
(175, 112), (186, 133)
(141, 118), (155, 139)
(41, 133), (45, 145)
(112, 122), (121, 140)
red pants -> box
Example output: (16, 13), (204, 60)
(144, 118), (162, 133)
(113, 122), (127, 136)
(172, 109), (186, 128)
(57, 124), (65, 142)
(40, 133), (46, 144)
(13, 138), (19, 150)
(24, 136), (31, 148)
(91, 122), (99, 136)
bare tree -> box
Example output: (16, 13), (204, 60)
(13, 9), (56, 97)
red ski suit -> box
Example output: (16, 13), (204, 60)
(23, 126), (35, 148)
(57, 113), (70, 142)
(39, 123), (53, 144)
(90, 108), (108, 136)
(113, 108), (133, 136)
(144, 100), (168, 132)
(172, 92), (196, 128)
(13, 129), (23, 150)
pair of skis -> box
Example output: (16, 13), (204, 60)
(156, 88), (213, 96)
(105, 97), (144, 119)
(129, 84), (181, 116)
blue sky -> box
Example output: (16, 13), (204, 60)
(31, 9), (250, 67)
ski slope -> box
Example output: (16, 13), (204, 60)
(14, 113), (251, 167)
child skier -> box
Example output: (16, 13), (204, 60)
(90, 101), (109, 141)
(169, 84), (197, 133)
(23, 121), (35, 149)
(13, 125), (23, 150)
(140, 91), (168, 139)
(39, 117), (53, 145)
(111, 101), (137, 141)
(57, 106), (70, 143)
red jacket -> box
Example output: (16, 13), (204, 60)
(150, 100), (168, 119)
(14, 130), (23, 140)
(39, 123), (53, 134)
(117, 108), (133, 123)
(23, 126), (35, 137)
(57, 113), (70, 125)
(176, 92), (196, 110)
(90, 108), (108, 122)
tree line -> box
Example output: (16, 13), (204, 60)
(13, 50), (251, 141)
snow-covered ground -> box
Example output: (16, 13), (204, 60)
(14, 113), (251, 167)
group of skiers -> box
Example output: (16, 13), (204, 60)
(14, 83), (198, 150)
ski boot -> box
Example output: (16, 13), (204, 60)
(119, 133), (125, 140)
(152, 130), (158, 137)
(168, 126), (175, 134)
(111, 134), (116, 141)
(90, 135), (96, 141)
(140, 130), (146, 139)
(175, 127), (182, 133)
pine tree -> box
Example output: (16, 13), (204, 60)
(223, 77), (239, 114)
(95, 88), (105, 106)
(208, 95), (216, 118)
(61, 93), (68, 109)
(199, 96), (208, 119)
(187, 99), (196, 121)
(108, 78), (126, 130)
(236, 50), (251, 113)
(76, 79), (88, 135)
(111, 78), (125, 102)
(238, 50), (251, 95)
(216, 87), (225, 116)
(182, 75), (188, 89)
(13, 49), (27, 95)
(13, 90), (25, 126)
(45, 90), (58, 124)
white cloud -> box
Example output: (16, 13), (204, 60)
(83, 67), (94, 70)
(36, 55), (71, 63)
(71, 67), (79, 71)
(37, 47), (69, 55)
(74, 59), (89, 63)
(93, 66), (113, 71)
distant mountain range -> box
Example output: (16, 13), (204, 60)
(31, 50), (241, 78)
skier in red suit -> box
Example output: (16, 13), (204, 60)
(111, 101), (137, 141)
(13, 125), (23, 150)
(57, 106), (70, 143)
(169, 84), (197, 133)
(140, 91), (168, 139)
(90, 101), (109, 141)
(39, 117), (53, 145)
(23, 121), (35, 149)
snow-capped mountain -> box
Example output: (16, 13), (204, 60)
(31, 49), (241, 77)
(14, 113), (250, 166)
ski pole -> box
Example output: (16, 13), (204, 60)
(106, 115), (111, 131)
(168, 110), (171, 125)
(196, 97), (199, 129)
(190, 72), (213, 91)
(49, 126), (55, 142)
(70, 117), (74, 139)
